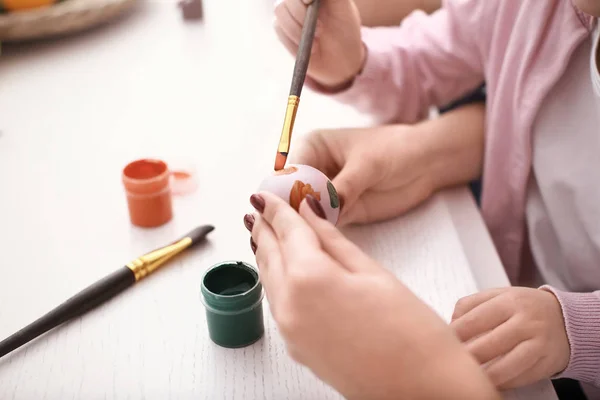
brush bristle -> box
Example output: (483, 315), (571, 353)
(274, 152), (287, 171)
(185, 225), (215, 246)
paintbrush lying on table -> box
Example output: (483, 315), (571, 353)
(0, 225), (214, 359)
(274, 0), (321, 171)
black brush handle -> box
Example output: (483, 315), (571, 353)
(289, 0), (321, 97)
(0, 267), (135, 358)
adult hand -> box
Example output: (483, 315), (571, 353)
(451, 287), (571, 389)
(274, 0), (365, 88)
(289, 102), (486, 226)
(243, 191), (500, 400)
(289, 124), (436, 226)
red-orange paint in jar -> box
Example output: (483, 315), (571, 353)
(122, 159), (173, 228)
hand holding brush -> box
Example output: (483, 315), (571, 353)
(273, 0), (365, 170)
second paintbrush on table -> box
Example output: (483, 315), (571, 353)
(274, 0), (321, 171)
(0, 225), (214, 359)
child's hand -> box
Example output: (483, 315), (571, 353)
(274, 0), (365, 89)
(450, 287), (571, 389)
(289, 124), (436, 226)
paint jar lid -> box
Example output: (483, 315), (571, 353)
(169, 162), (198, 196)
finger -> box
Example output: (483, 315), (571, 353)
(331, 157), (379, 217)
(466, 317), (525, 365)
(290, 129), (351, 179)
(341, 177), (432, 225)
(273, 21), (299, 56)
(274, 2), (302, 45)
(255, 191), (322, 259)
(252, 214), (286, 303)
(285, 0), (309, 27)
(299, 199), (379, 273)
(484, 340), (539, 389)
(288, 131), (338, 178)
(273, 20), (319, 57)
(451, 294), (513, 343)
(451, 288), (507, 321)
(285, 0), (324, 40)
(499, 357), (545, 390)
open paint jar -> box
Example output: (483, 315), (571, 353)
(122, 159), (173, 228)
(200, 261), (265, 348)
(122, 158), (198, 228)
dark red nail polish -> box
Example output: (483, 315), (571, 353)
(244, 214), (255, 232)
(250, 194), (265, 213)
(305, 195), (326, 219)
(250, 238), (257, 254)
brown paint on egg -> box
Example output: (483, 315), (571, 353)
(289, 180), (321, 211)
(274, 166), (298, 176)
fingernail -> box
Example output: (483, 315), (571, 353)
(250, 194), (265, 213)
(302, 0), (313, 4)
(305, 194), (326, 219)
(244, 214), (255, 232)
(250, 237), (257, 254)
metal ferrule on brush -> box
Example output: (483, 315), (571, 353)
(277, 95), (300, 154)
(126, 237), (192, 281)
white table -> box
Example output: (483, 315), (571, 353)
(0, 0), (557, 398)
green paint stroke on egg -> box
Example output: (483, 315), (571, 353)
(327, 181), (339, 209)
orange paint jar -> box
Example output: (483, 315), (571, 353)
(122, 159), (173, 228)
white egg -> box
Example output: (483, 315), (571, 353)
(257, 164), (340, 225)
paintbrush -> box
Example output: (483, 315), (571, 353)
(274, 0), (321, 171)
(0, 225), (214, 359)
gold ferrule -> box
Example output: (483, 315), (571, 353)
(277, 95), (300, 153)
(126, 237), (193, 281)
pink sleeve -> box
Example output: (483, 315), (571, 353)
(541, 286), (600, 386)
(307, 0), (489, 124)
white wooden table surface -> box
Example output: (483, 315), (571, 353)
(0, 0), (557, 398)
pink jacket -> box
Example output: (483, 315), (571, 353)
(312, 0), (600, 387)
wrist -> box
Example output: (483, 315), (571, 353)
(416, 103), (485, 192)
(539, 286), (600, 385)
(311, 42), (367, 94)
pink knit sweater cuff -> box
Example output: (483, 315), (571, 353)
(540, 285), (600, 386)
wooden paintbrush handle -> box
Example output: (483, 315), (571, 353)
(0, 267), (135, 359)
(289, 0), (321, 97)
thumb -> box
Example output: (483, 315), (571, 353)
(331, 161), (372, 215)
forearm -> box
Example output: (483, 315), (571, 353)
(414, 103), (485, 193)
(339, 279), (501, 400)
(354, 0), (441, 27)
(317, 2), (486, 125)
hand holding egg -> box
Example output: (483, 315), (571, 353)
(258, 164), (340, 225)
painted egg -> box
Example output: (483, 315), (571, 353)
(258, 164), (340, 225)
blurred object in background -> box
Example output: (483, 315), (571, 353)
(0, 0), (136, 42)
(178, 0), (202, 21)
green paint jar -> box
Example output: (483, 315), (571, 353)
(200, 261), (265, 348)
